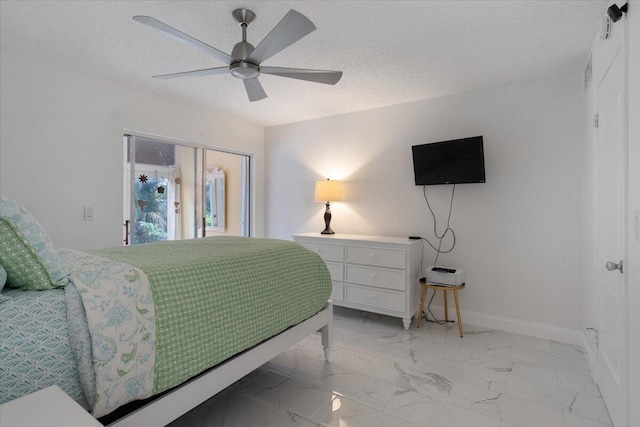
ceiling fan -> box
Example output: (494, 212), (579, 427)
(133, 9), (342, 102)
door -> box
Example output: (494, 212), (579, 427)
(124, 136), (251, 244)
(124, 135), (202, 244)
(596, 47), (627, 427)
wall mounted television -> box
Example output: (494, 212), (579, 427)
(412, 136), (486, 185)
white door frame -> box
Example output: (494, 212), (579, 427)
(625, 4), (640, 426)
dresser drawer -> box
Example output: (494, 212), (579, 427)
(325, 261), (344, 282)
(345, 284), (405, 311)
(346, 245), (406, 269)
(345, 265), (405, 291)
(331, 281), (344, 301)
(298, 242), (344, 262)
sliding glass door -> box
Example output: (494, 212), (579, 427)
(124, 135), (250, 245)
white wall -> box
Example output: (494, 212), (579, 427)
(265, 72), (584, 335)
(0, 49), (265, 250)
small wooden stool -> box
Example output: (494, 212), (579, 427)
(416, 278), (466, 337)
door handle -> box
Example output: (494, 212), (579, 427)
(124, 220), (130, 246)
(605, 260), (624, 274)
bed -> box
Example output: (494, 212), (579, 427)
(0, 196), (333, 426)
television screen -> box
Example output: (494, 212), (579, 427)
(412, 136), (486, 185)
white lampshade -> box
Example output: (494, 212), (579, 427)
(315, 179), (343, 202)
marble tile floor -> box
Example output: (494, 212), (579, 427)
(169, 307), (611, 427)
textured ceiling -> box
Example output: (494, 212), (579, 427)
(0, 1), (606, 127)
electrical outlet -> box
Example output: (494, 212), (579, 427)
(84, 206), (95, 221)
(635, 210), (640, 241)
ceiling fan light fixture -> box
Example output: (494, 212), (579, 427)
(230, 62), (260, 80)
(135, 8), (342, 101)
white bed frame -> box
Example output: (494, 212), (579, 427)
(108, 301), (333, 427)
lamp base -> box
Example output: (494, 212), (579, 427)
(321, 202), (335, 235)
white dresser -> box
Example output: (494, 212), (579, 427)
(292, 233), (422, 330)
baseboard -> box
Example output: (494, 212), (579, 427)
(426, 305), (583, 346)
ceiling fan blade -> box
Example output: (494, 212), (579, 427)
(243, 78), (268, 102)
(133, 16), (233, 65)
(153, 67), (229, 79)
(247, 10), (316, 64)
(260, 66), (342, 85)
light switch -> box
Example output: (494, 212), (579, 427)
(84, 206), (95, 221)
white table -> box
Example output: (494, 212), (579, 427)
(0, 386), (104, 427)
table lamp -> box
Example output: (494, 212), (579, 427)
(315, 179), (342, 234)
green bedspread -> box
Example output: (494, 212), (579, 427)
(91, 236), (331, 394)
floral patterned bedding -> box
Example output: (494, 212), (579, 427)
(0, 287), (85, 404)
(59, 248), (156, 417)
(1, 237), (331, 419)
(0, 249), (157, 418)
